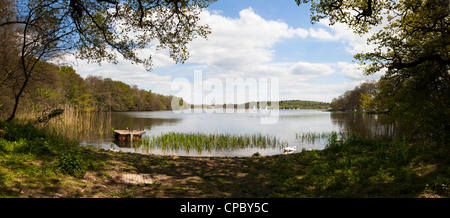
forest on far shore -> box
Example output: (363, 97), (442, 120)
(196, 100), (330, 110)
(0, 62), (184, 119)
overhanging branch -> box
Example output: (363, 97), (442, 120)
(389, 54), (449, 70)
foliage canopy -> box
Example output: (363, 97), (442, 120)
(2, 0), (216, 69)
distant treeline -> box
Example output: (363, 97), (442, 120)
(195, 100), (330, 110)
(329, 81), (378, 112)
(278, 100), (330, 109)
(0, 62), (185, 118)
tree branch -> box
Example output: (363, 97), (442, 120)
(389, 54), (449, 70)
(138, 0), (145, 27)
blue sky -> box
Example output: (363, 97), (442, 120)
(61, 0), (384, 104)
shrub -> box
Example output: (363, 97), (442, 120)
(428, 176), (450, 196)
(0, 139), (15, 153)
(56, 149), (88, 178)
(0, 122), (45, 141)
(0, 138), (30, 153)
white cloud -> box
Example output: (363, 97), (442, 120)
(290, 62), (335, 77)
(326, 22), (376, 54)
(308, 27), (339, 41)
(337, 61), (365, 80)
(187, 8), (309, 70)
(336, 61), (384, 81)
(310, 16), (388, 55)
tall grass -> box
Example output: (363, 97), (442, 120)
(140, 132), (289, 154)
(296, 131), (336, 144)
(13, 104), (113, 142)
(42, 105), (112, 142)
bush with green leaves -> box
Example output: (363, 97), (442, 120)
(55, 149), (89, 178)
(1, 121), (96, 178)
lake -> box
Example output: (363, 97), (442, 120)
(80, 109), (399, 157)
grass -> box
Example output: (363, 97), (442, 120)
(11, 104), (113, 142)
(139, 132), (289, 154)
(296, 131), (337, 144)
(0, 121), (449, 198)
(0, 121), (102, 197)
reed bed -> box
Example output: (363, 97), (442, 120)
(42, 105), (112, 141)
(295, 131), (335, 144)
(140, 132), (289, 154)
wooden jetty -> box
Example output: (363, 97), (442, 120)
(113, 129), (146, 143)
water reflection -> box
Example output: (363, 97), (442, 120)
(330, 113), (399, 139)
(111, 112), (182, 131)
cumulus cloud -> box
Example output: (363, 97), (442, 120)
(336, 61), (384, 81)
(310, 18), (387, 55)
(187, 8), (309, 70)
(290, 62), (335, 77)
(308, 27), (339, 41)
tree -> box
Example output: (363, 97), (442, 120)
(85, 76), (114, 111)
(297, 0), (449, 142)
(26, 61), (63, 113)
(1, 0), (76, 121)
(74, 94), (95, 112)
(58, 66), (86, 103)
(330, 98), (340, 111)
(359, 1), (449, 141)
(360, 92), (375, 112)
(330, 81), (378, 111)
(295, 0), (384, 34)
(1, 0), (215, 121)
(0, 0), (21, 118)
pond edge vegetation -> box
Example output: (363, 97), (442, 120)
(137, 132), (289, 155)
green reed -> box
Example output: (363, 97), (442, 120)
(139, 132), (288, 154)
(295, 131), (335, 144)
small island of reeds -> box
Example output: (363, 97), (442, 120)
(139, 132), (289, 154)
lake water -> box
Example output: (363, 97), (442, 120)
(80, 109), (399, 157)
